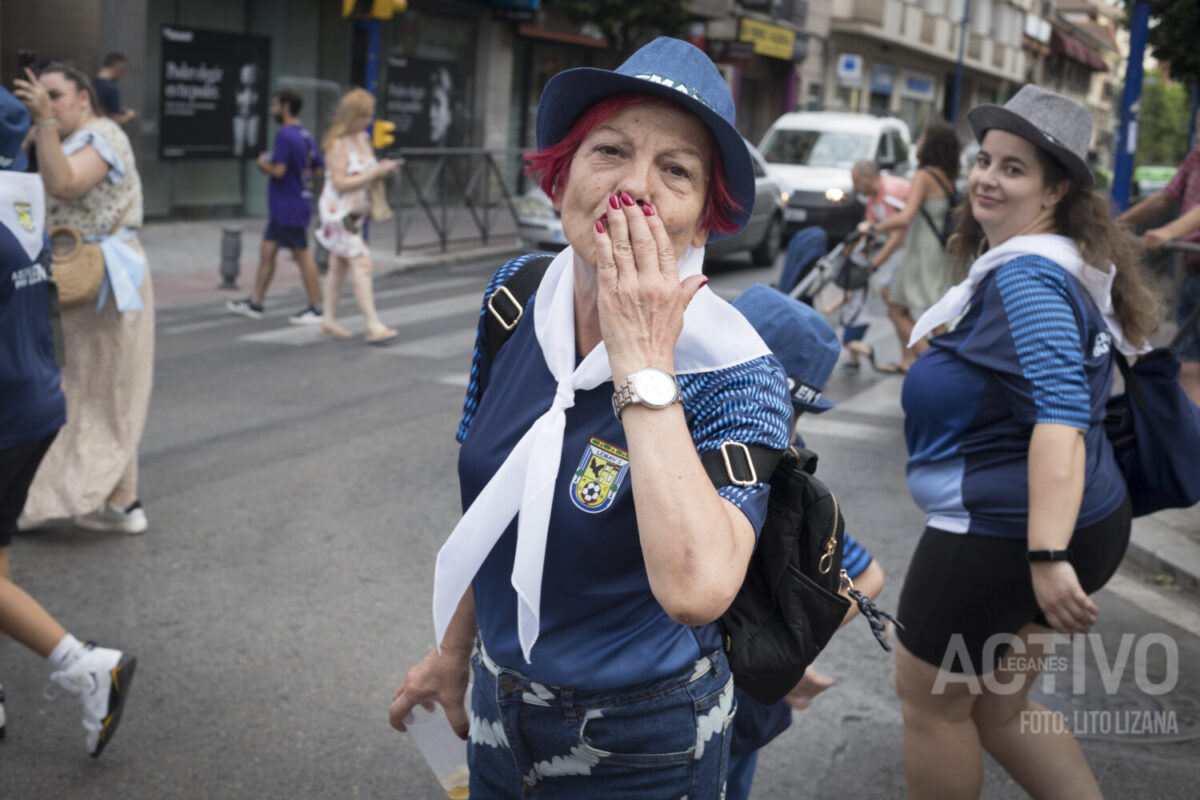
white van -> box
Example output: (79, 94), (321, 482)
(758, 112), (915, 242)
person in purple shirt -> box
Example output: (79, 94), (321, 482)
(227, 89), (325, 324)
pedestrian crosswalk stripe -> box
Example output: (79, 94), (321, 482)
(374, 329), (476, 359)
(239, 291), (479, 346)
(799, 416), (896, 442)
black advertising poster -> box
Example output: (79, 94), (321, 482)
(159, 26), (270, 159)
(383, 53), (459, 150)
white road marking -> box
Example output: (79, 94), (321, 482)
(375, 328), (476, 359)
(1104, 573), (1200, 639)
(238, 291), (479, 346)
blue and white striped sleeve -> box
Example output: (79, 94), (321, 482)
(992, 257), (1091, 429)
(456, 256), (540, 442)
(680, 355), (794, 534)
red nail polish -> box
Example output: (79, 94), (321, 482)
(620, 191), (635, 207)
(595, 220), (605, 233)
(458, 731), (469, 741)
(700, 278), (710, 288)
(609, 195), (620, 210)
(643, 203), (655, 217)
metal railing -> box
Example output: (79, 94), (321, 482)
(389, 148), (525, 255)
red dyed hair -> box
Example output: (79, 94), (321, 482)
(524, 93), (741, 237)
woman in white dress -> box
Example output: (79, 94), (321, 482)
(315, 88), (400, 343)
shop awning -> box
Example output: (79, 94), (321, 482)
(1050, 30), (1108, 72)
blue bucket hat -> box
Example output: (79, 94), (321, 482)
(535, 36), (754, 242)
(0, 88), (30, 172)
(732, 284), (839, 414)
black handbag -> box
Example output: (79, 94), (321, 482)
(703, 444), (896, 705)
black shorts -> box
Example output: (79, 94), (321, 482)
(264, 221), (308, 250)
(896, 494), (1132, 675)
(0, 433), (57, 547)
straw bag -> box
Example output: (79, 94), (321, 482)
(50, 203), (131, 308)
(368, 180), (393, 222)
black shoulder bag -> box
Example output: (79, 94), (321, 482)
(702, 443), (898, 705)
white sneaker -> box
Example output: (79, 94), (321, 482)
(47, 643), (137, 757)
(74, 501), (148, 535)
(226, 297), (264, 319)
(288, 306), (323, 325)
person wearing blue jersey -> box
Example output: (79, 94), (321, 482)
(893, 86), (1159, 799)
(388, 39), (792, 797)
(0, 87), (135, 757)
(725, 284), (886, 800)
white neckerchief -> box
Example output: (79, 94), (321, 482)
(909, 233), (1147, 356)
(433, 245), (772, 663)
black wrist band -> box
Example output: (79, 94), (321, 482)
(1027, 549), (1073, 563)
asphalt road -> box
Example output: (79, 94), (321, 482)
(3, 250), (1199, 798)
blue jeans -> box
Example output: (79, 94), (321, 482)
(469, 642), (736, 799)
(776, 227), (828, 295)
(724, 749), (758, 800)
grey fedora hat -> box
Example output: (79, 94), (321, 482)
(967, 84), (1093, 189)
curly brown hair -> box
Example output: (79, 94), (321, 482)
(948, 143), (1159, 347)
(916, 121), (960, 183)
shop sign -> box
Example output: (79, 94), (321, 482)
(708, 39), (757, 64)
(901, 72), (936, 101)
(490, 0), (539, 22)
(738, 18), (795, 61)
(159, 26), (270, 160)
(383, 53), (460, 150)
(870, 62), (896, 95)
(836, 53), (863, 87)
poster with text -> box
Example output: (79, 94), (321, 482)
(159, 26), (270, 159)
(383, 53), (460, 150)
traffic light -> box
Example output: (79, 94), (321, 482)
(342, 0), (406, 19)
(373, 119), (396, 150)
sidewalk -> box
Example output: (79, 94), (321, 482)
(1127, 507), (1200, 595)
(142, 213), (522, 309)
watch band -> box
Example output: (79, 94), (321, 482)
(1027, 549), (1073, 563)
(611, 369), (681, 422)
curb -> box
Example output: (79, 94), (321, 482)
(377, 240), (525, 276)
(1123, 509), (1200, 596)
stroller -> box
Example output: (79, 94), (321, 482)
(782, 228), (884, 305)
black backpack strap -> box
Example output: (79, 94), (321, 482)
(484, 255), (554, 363)
(700, 442), (790, 489)
(918, 167), (956, 248)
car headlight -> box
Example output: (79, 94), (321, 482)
(825, 187), (845, 203)
(517, 192), (555, 218)
(779, 190), (789, 204)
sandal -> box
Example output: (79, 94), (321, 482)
(365, 327), (398, 345)
(876, 361), (909, 375)
(320, 322), (352, 339)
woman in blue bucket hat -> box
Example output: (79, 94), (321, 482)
(389, 38), (792, 797)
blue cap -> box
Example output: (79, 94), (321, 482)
(535, 36), (754, 242)
(0, 88), (30, 172)
(732, 284), (840, 414)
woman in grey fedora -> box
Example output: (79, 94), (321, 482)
(891, 85), (1158, 798)
(387, 38), (792, 797)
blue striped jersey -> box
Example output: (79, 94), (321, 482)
(901, 255), (1126, 538)
(457, 259), (792, 689)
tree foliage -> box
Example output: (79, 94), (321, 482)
(1131, 68), (1191, 165)
(1121, 0), (1200, 87)
(550, 0), (691, 55)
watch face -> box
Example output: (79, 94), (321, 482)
(633, 368), (678, 407)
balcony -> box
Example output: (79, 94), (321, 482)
(831, 0), (1025, 83)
